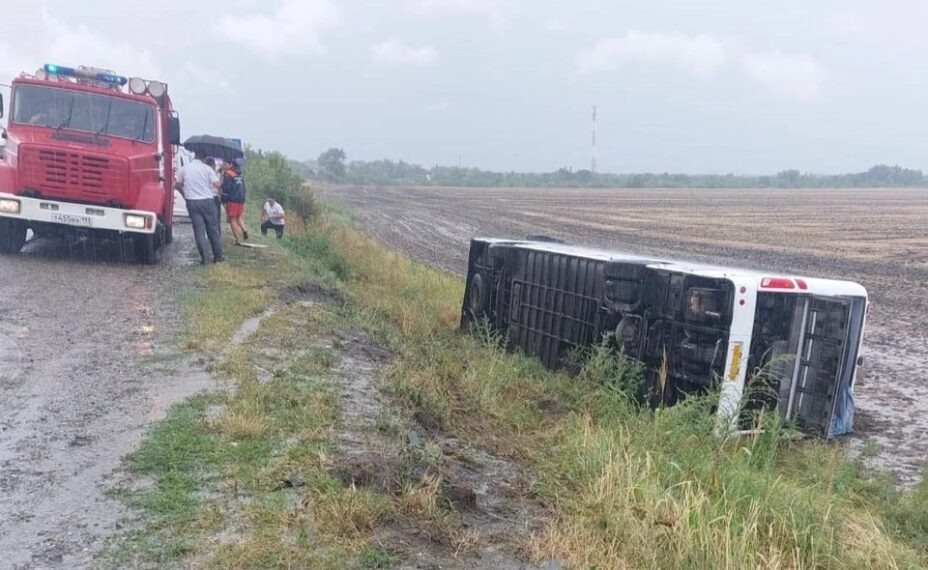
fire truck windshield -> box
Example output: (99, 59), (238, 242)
(11, 84), (155, 143)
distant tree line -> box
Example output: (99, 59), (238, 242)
(303, 147), (927, 189)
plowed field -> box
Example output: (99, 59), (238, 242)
(324, 185), (928, 484)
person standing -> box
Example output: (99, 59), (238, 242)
(176, 151), (224, 263)
(220, 160), (249, 244)
(261, 197), (286, 239)
(205, 158), (222, 230)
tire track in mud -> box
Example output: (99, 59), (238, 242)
(322, 185), (928, 485)
(0, 227), (212, 569)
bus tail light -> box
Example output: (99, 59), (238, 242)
(760, 277), (795, 290)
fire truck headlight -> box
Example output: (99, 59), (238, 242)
(124, 214), (149, 229)
(0, 199), (21, 214)
(128, 77), (147, 95)
(147, 81), (166, 97)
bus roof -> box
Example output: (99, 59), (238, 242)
(479, 238), (868, 298)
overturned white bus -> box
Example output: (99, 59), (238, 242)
(460, 238), (868, 439)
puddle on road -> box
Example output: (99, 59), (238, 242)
(231, 305), (280, 346)
(145, 367), (214, 422)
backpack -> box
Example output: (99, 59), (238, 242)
(220, 171), (246, 204)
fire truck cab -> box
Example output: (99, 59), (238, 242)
(0, 64), (181, 264)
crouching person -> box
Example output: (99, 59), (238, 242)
(261, 197), (286, 239)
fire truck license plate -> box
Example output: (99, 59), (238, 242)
(52, 213), (93, 227)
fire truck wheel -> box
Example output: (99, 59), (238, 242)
(164, 225), (174, 245)
(0, 220), (27, 254)
(134, 233), (162, 265)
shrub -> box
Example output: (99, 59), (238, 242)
(244, 146), (317, 222)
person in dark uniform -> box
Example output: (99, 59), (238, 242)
(220, 160), (249, 245)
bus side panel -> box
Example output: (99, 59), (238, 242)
(462, 240), (735, 403)
(507, 248), (607, 368)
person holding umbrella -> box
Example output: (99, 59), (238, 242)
(176, 150), (224, 264)
(184, 135), (245, 240)
(205, 158), (223, 230)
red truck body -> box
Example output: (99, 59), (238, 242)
(0, 65), (180, 263)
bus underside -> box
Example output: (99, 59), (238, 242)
(460, 238), (866, 438)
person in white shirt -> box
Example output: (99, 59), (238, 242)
(176, 151), (224, 263)
(260, 198), (286, 239)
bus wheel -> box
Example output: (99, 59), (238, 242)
(0, 220), (27, 254)
(468, 273), (488, 318)
(134, 232), (162, 265)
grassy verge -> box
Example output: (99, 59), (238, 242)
(326, 212), (928, 568)
(106, 167), (928, 569)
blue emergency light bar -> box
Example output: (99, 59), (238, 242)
(43, 64), (128, 87)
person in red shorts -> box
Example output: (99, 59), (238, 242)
(220, 159), (250, 245)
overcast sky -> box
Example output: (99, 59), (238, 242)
(2, 1), (925, 174)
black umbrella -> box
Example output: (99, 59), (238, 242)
(183, 135), (244, 162)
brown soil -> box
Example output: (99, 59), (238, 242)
(328, 329), (556, 569)
(322, 185), (928, 485)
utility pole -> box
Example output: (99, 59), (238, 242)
(591, 105), (598, 174)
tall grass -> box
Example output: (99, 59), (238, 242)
(317, 213), (928, 569)
(123, 147), (928, 568)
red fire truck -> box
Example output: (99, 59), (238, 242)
(0, 64), (181, 263)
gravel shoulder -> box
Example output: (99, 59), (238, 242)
(0, 225), (211, 569)
(322, 184), (928, 484)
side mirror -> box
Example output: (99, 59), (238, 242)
(0, 93), (4, 118)
(168, 116), (180, 146)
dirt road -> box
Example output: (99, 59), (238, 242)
(0, 227), (209, 569)
(323, 185), (928, 483)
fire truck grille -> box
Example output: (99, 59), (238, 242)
(20, 147), (127, 202)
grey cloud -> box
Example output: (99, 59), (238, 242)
(371, 40), (440, 67)
(1, 0), (925, 173)
(578, 30), (826, 102)
(217, 0), (340, 60)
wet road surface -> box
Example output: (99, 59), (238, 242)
(0, 225), (211, 569)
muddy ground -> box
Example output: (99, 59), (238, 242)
(323, 185), (928, 484)
(329, 329), (555, 569)
(0, 226), (210, 569)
